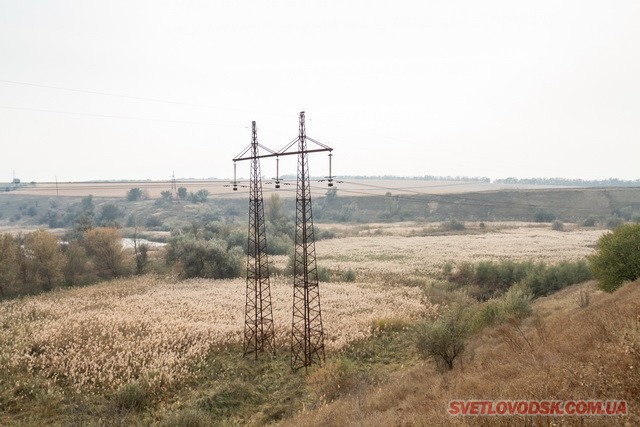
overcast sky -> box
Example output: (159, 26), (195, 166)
(1, 0), (639, 183)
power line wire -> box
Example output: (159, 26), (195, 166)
(0, 104), (237, 127)
(0, 78), (247, 112)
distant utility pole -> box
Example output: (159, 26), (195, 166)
(170, 171), (177, 199)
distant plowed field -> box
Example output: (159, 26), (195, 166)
(8, 179), (555, 198)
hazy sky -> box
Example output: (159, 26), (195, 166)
(1, 0), (639, 182)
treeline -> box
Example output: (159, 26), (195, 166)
(0, 193), (333, 299)
(495, 177), (640, 187)
(0, 228), (133, 298)
(295, 174), (491, 182)
(0, 226), (246, 300)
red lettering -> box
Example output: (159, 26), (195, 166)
(516, 401), (528, 414)
(565, 401), (575, 415)
(576, 401), (587, 415)
(484, 401), (496, 415)
(470, 402), (480, 415)
(448, 399), (629, 417)
(539, 401), (550, 415)
(529, 401), (540, 415)
(587, 401), (601, 415)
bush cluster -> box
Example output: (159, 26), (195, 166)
(0, 228), (131, 298)
(165, 235), (243, 279)
(589, 223), (640, 292)
(418, 281), (534, 370)
(447, 259), (591, 300)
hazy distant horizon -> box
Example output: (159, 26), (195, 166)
(4, 174), (639, 185)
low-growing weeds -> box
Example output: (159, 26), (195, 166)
(115, 381), (149, 412)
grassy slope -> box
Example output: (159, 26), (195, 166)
(283, 280), (640, 426)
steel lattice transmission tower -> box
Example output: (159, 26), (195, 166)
(232, 112), (333, 367)
(291, 111), (325, 370)
(242, 121), (275, 358)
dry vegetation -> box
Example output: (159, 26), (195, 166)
(0, 276), (426, 394)
(0, 221), (632, 425)
(317, 223), (606, 280)
(285, 280), (640, 426)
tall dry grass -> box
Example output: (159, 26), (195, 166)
(0, 275), (427, 395)
(316, 226), (606, 280)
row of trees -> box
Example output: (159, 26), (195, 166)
(0, 228), (129, 298)
(127, 187), (209, 203)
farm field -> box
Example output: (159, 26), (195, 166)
(6, 178), (557, 198)
(0, 221), (613, 425)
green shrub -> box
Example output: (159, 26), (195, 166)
(441, 262), (454, 277)
(614, 206), (634, 221)
(551, 220), (564, 231)
(126, 188), (146, 201)
(115, 382), (149, 412)
(166, 236), (243, 279)
(315, 227), (336, 240)
(472, 300), (501, 329)
(499, 283), (533, 320)
(415, 306), (470, 370)
(145, 216), (163, 228)
(471, 283), (533, 330)
(448, 259), (590, 299)
(448, 261), (475, 285)
(267, 233), (293, 255)
(177, 187), (188, 200)
(342, 268), (356, 282)
(605, 215), (624, 229)
(523, 260), (591, 297)
(588, 223), (640, 292)
(422, 281), (476, 309)
(317, 266), (331, 282)
(190, 189), (209, 203)
(582, 216), (597, 227)
(440, 219), (466, 231)
(534, 209), (556, 222)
